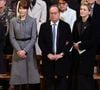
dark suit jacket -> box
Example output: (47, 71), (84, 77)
(38, 20), (72, 77)
(72, 17), (96, 76)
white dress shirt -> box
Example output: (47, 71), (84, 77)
(28, 0), (47, 55)
(51, 21), (59, 54)
(60, 7), (77, 32)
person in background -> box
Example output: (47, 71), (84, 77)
(43, 0), (57, 20)
(71, 2), (96, 90)
(85, 0), (100, 54)
(0, 0), (14, 74)
(69, 0), (81, 11)
(9, 0), (40, 90)
(28, 0), (47, 57)
(38, 5), (72, 90)
(58, 0), (77, 32)
(68, 0), (81, 18)
(10, 0), (19, 12)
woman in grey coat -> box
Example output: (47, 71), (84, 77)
(9, 0), (40, 89)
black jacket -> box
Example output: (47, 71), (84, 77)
(38, 20), (72, 77)
(72, 16), (96, 76)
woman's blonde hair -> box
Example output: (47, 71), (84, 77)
(81, 1), (91, 11)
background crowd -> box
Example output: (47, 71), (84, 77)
(0, 0), (100, 90)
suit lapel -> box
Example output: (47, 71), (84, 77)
(56, 21), (61, 52)
(47, 21), (52, 38)
(47, 21), (53, 49)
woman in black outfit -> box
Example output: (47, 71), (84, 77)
(71, 2), (96, 90)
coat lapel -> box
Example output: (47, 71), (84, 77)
(56, 21), (61, 51)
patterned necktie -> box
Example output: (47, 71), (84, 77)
(52, 24), (56, 54)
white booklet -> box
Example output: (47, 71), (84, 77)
(69, 41), (86, 54)
(77, 48), (86, 54)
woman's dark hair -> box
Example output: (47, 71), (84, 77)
(19, 0), (30, 9)
(57, 0), (70, 4)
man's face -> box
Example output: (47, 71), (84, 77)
(86, 0), (96, 4)
(0, 0), (6, 8)
(58, 0), (68, 12)
(49, 6), (60, 23)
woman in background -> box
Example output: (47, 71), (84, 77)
(9, 0), (40, 90)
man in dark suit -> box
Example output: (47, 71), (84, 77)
(38, 5), (72, 90)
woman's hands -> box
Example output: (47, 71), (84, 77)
(17, 50), (27, 59)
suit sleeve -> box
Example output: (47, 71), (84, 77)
(66, 24), (73, 54)
(38, 23), (52, 56)
(62, 23), (73, 55)
(38, 23), (47, 55)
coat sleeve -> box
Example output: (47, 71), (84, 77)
(9, 18), (22, 51)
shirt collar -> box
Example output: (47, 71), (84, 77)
(91, 4), (95, 8)
(50, 20), (59, 26)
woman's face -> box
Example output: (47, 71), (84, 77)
(18, 7), (28, 17)
(80, 5), (90, 18)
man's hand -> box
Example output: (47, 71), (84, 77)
(55, 53), (63, 61)
(47, 53), (56, 60)
(47, 53), (64, 61)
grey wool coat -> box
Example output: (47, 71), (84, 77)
(9, 15), (40, 85)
